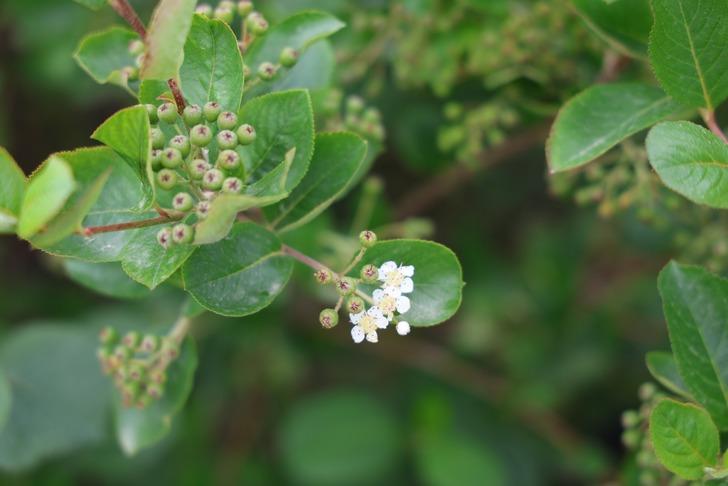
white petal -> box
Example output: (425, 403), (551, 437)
(372, 288), (385, 303)
(400, 265), (415, 277)
(384, 286), (402, 297)
(400, 277), (414, 293)
(378, 261), (397, 280)
(366, 331), (379, 343)
(349, 311), (363, 324)
(367, 306), (384, 319)
(396, 295), (411, 314)
(396, 321), (411, 336)
(375, 315), (389, 328)
(351, 325), (365, 343)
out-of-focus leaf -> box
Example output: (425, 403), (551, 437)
(74, 27), (139, 90)
(571, 0), (651, 57)
(141, 0), (197, 80)
(646, 351), (692, 400)
(0, 146), (27, 233)
(64, 259), (151, 299)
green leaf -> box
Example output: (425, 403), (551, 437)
(180, 15), (244, 112)
(17, 156), (76, 239)
(141, 0), (197, 80)
(193, 193), (287, 245)
(238, 90), (314, 194)
(115, 338), (197, 456)
(647, 121), (728, 208)
(0, 370), (10, 434)
(64, 259), (151, 299)
(138, 79), (171, 105)
(74, 27), (138, 90)
(92, 105), (154, 207)
(571, 0), (652, 58)
(649, 0), (728, 110)
(348, 240), (464, 327)
(647, 351), (693, 400)
(182, 222), (293, 316)
(658, 262), (728, 429)
(650, 399), (719, 480)
(266, 132), (368, 233)
(73, 0), (106, 10)
(547, 83), (680, 173)
(0, 210), (17, 234)
(31, 168), (111, 248)
(120, 225), (196, 289)
(0, 146), (27, 231)
(279, 389), (400, 485)
(0, 324), (109, 471)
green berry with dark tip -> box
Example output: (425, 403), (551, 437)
(114, 345), (132, 361)
(149, 370), (166, 384)
(99, 326), (119, 345)
(258, 62), (277, 80)
(319, 308), (338, 329)
(172, 223), (194, 244)
(145, 104), (159, 123)
(161, 338), (180, 360)
(157, 102), (178, 123)
(360, 264), (378, 283)
(129, 39), (144, 55)
(222, 177), (243, 193)
(183, 104), (203, 126)
(188, 159), (209, 179)
(161, 147), (183, 168)
(202, 168), (224, 190)
(217, 111), (238, 130)
(156, 169), (178, 190)
(336, 277), (356, 296)
(314, 269), (332, 285)
(279, 47), (299, 67)
(151, 128), (166, 149)
(151, 149), (163, 170)
(122, 331), (141, 348)
(346, 296), (365, 314)
(246, 12), (268, 35)
(216, 130), (238, 149)
(157, 226), (172, 248)
(237, 0), (253, 16)
(172, 192), (194, 212)
(195, 4), (213, 16)
(236, 123), (256, 145)
(359, 230), (377, 248)
(203, 101), (221, 122)
(190, 124), (213, 147)
(217, 149), (240, 171)
(214, 6), (233, 23)
(169, 135), (190, 157)
(141, 334), (160, 352)
(196, 200), (211, 219)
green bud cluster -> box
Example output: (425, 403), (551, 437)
(116, 38), (148, 83)
(320, 90), (385, 143)
(97, 326), (180, 409)
(195, 1), (267, 38)
(145, 99), (258, 249)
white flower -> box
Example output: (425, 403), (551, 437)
(378, 261), (414, 294)
(396, 321), (410, 336)
(372, 287), (410, 320)
(350, 306), (389, 343)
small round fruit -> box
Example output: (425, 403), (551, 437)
(150, 149), (163, 171)
(319, 308), (339, 329)
(222, 177), (243, 193)
(128, 39), (144, 55)
(314, 269), (332, 285)
(156, 169), (177, 189)
(99, 326), (119, 345)
(145, 104), (159, 123)
(172, 223), (194, 244)
(157, 102), (178, 123)
(216, 130), (238, 150)
(195, 4), (213, 16)
(190, 124), (213, 147)
(203, 101), (222, 122)
(151, 128), (166, 149)
(246, 12), (269, 35)
(157, 226), (173, 248)
(214, 6), (234, 23)
(279, 47), (299, 67)
(196, 200), (211, 219)
(202, 168), (224, 190)
(346, 296), (365, 314)
(360, 264), (378, 283)
(161, 147), (183, 168)
(188, 159), (209, 179)
(257, 62), (277, 80)
(237, 0), (253, 16)
(146, 383), (164, 400)
(172, 192), (194, 212)
(346, 95), (365, 114)
(217, 150), (240, 171)
(169, 135), (190, 156)
(236, 124), (256, 145)
(183, 104), (203, 126)
(335, 277), (356, 296)
(141, 334), (160, 352)
(359, 230), (377, 248)
(217, 111), (238, 130)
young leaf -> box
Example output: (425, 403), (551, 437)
(180, 15), (244, 111)
(649, 0), (728, 110)
(647, 121), (728, 208)
(650, 399), (719, 480)
(646, 351), (693, 399)
(182, 222), (293, 316)
(0, 147), (27, 233)
(547, 83), (679, 172)
(115, 338), (197, 455)
(238, 90), (314, 194)
(141, 0), (197, 80)
(571, 0), (652, 58)
(348, 240), (464, 327)
(64, 259), (151, 299)
(266, 132), (368, 233)
(17, 156), (76, 239)
(658, 262), (728, 429)
(74, 27), (139, 90)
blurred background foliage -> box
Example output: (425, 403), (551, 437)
(0, 0), (710, 484)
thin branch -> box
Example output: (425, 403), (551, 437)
(596, 51), (630, 84)
(168, 79), (186, 113)
(82, 214), (179, 236)
(701, 109), (728, 144)
(281, 244), (331, 273)
(108, 0), (146, 39)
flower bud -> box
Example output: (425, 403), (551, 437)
(172, 192), (194, 212)
(188, 159), (209, 180)
(128, 39), (145, 55)
(157, 102), (178, 123)
(141, 334), (160, 352)
(190, 124), (213, 147)
(172, 223), (194, 244)
(214, 6), (234, 23)
(203, 101), (222, 122)
(396, 321), (411, 336)
(621, 410), (640, 428)
(157, 226), (173, 249)
(258, 62), (277, 80)
(638, 382), (657, 402)
(314, 268), (332, 285)
(122, 331), (141, 349)
(217, 111), (238, 130)
(196, 200), (211, 219)
(145, 103), (159, 123)
(360, 264), (378, 283)
(335, 277), (356, 296)
(359, 230), (377, 248)
(346, 296), (364, 314)
(279, 47), (299, 67)
(161, 147), (183, 169)
(216, 130), (238, 150)
(183, 104), (203, 126)
(236, 124), (256, 145)
(99, 326), (119, 345)
(169, 135), (190, 157)
(319, 308), (339, 329)
(195, 3), (213, 16)
(222, 177), (243, 193)
(156, 169), (178, 190)
(217, 149), (240, 171)
(246, 12), (269, 35)
(203, 168), (225, 190)
(151, 127), (166, 149)
(161, 338), (180, 361)
(237, 0), (253, 16)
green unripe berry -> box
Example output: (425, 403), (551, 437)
(150, 149), (163, 171)
(151, 128), (166, 149)
(621, 429), (641, 449)
(149, 370), (167, 384)
(161, 147), (183, 168)
(246, 12), (269, 35)
(217, 149), (240, 171)
(346, 95), (365, 114)
(638, 382), (657, 402)
(202, 168), (224, 190)
(128, 39), (145, 55)
(157, 102), (178, 123)
(172, 192), (194, 212)
(335, 277), (356, 296)
(147, 383), (165, 400)
(203, 101), (221, 122)
(217, 111), (238, 130)
(99, 326), (119, 345)
(114, 345), (133, 361)
(236, 123), (256, 144)
(141, 334), (160, 352)
(188, 159), (209, 179)
(360, 264), (378, 283)
(156, 169), (178, 190)
(222, 177), (243, 193)
(219, 1), (235, 9)
(183, 104), (203, 126)
(214, 6), (234, 23)
(169, 135), (190, 157)
(237, 0), (253, 16)
(190, 124), (213, 147)
(216, 129), (238, 149)
(121, 66), (138, 81)
(122, 331), (141, 349)
(172, 223), (194, 244)
(362, 107), (381, 124)
(128, 363), (146, 381)
(161, 338), (180, 361)
(279, 47), (299, 67)
(319, 308), (339, 329)
(196, 200), (211, 219)
(346, 296), (365, 314)
(157, 226), (173, 249)
(359, 230), (377, 248)
(621, 410), (640, 428)
(257, 62), (277, 80)
(195, 4), (213, 16)
(145, 104), (159, 123)
(314, 269), (333, 285)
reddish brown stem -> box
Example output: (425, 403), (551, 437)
(281, 244), (330, 272)
(108, 0), (146, 39)
(168, 79), (186, 113)
(82, 215), (176, 237)
(701, 109), (728, 144)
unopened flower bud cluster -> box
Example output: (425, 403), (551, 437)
(321, 90), (385, 143)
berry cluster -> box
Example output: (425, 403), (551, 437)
(320, 91), (385, 143)
(146, 99), (257, 249)
(97, 326), (181, 409)
(117, 38), (146, 83)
